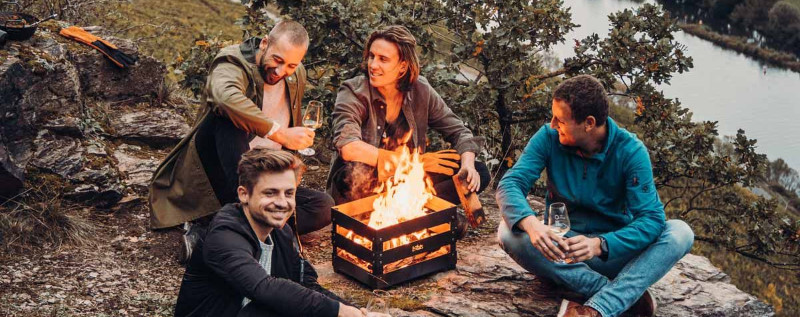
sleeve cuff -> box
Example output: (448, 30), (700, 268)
(266, 122), (281, 137)
(455, 136), (484, 155)
(600, 233), (617, 260)
(334, 136), (361, 151)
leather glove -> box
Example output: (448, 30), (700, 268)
(59, 26), (138, 68)
(421, 149), (460, 176)
(376, 149), (401, 182)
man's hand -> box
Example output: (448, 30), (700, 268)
(338, 303), (366, 317)
(458, 151), (479, 192)
(269, 127), (314, 150)
(421, 149), (460, 175)
(518, 216), (568, 262)
(565, 235), (602, 262)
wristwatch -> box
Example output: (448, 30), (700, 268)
(598, 236), (609, 261)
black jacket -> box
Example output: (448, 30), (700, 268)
(174, 204), (340, 317)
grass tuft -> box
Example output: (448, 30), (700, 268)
(0, 172), (96, 254)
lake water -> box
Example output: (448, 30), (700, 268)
(550, 0), (800, 170)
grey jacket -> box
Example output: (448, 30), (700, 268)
(326, 75), (482, 197)
(330, 75), (481, 154)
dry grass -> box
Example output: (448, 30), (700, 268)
(0, 173), (96, 254)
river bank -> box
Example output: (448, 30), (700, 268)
(678, 23), (800, 74)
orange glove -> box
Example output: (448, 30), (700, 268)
(59, 26), (138, 68)
(421, 149), (461, 175)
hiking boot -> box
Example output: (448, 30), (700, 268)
(178, 221), (207, 265)
(626, 289), (657, 317)
(556, 299), (601, 317)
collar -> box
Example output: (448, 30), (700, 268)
(239, 37), (260, 64)
(592, 117), (618, 162)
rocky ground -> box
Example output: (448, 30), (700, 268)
(0, 20), (776, 317)
(0, 179), (776, 316)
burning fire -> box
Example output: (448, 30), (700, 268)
(345, 146), (437, 250)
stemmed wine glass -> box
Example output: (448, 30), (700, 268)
(298, 100), (323, 156)
(548, 202), (571, 264)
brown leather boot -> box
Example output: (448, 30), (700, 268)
(556, 299), (601, 317)
(626, 289), (657, 317)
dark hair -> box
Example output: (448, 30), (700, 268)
(552, 75), (609, 126)
(362, 25), (420, 92)
(268, 20), (309, 48)
(237, 149), (306, 192)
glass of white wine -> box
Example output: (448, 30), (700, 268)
(548, 202), (571, 264)
(298, 100), (323, 156)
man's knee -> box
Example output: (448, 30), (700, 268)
(497, 221), (538, 261)
(664, 219), (694, 255)
(497, 220), (517, 252)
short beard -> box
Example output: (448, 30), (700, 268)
(258, 54), (283, 85)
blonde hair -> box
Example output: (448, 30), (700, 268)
(363, 25), (420, 92)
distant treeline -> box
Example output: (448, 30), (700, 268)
(679, 24), (800, 72)
(664, 0), (800, 56)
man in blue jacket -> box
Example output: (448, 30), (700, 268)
(496, 75), (694, 317)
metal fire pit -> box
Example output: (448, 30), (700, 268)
(331, 195), (458, 289)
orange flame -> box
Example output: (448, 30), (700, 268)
(369, 147), (435, 229)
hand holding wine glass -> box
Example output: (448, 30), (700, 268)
(298, 100), (323, 156)
(548, 202), (571, 264)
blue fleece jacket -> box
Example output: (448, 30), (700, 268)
(496, 118), (666, 260)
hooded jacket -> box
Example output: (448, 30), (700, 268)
(149, 37), (306, 229)
(174, 203), (341, 317)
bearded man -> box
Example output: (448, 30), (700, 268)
(150, 20), (334, 262)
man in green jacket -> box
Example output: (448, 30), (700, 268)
(149, 21), (334, 261)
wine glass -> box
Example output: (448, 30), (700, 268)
(548, 202), (571, 264)
(298, 100), (323, 156)
(365, 297), (389, 316)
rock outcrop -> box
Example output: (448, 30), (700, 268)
(311, 196), (775, 317)
(0, 21), (190, 204)
(316, 234), (775, 317)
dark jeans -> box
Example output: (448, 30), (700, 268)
(195, 115), (333, 235)
(330, 158), (491, 205)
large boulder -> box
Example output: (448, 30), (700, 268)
(652, 254), (775, 317)
(0, 21), (184, 207)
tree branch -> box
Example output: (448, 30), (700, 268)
(695, 236), (800, 270)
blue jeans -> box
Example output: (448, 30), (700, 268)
(498, 219), (694, 317)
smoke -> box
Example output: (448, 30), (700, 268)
(343, 162), (379, 202)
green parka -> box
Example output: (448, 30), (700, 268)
(148, 38), (306, 229)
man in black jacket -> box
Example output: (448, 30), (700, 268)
(174, 149), (366, 317)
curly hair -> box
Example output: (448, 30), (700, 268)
(237, 149), (306, 192)
(362, 25), (420, 92)
(552, 75), (609, 126)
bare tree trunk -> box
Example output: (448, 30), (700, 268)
(496, 89), (513, 184)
